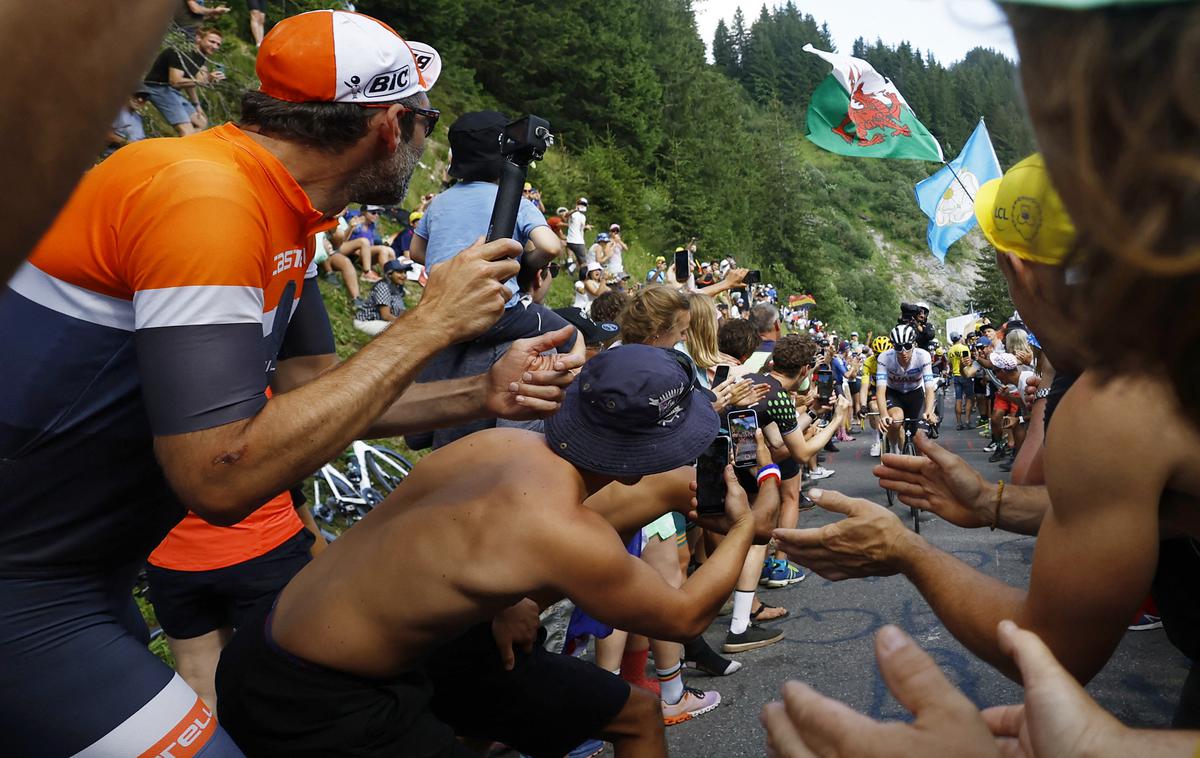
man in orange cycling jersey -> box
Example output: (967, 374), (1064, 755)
(0, 11), (579, 755)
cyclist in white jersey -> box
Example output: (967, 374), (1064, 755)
(875, 324), (939, 448)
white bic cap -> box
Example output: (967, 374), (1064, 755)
(257, 10), (441, 103)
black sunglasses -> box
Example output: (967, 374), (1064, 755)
(547, 263), (561, 278)
(897, 342), (915, 351)
(361, 103), (441, 138)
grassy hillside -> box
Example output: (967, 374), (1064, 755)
(154, 2), (1005, 338)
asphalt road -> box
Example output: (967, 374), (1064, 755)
(647, 417), (1190, 757)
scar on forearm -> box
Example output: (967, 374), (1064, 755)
(213, 446), (247, 465)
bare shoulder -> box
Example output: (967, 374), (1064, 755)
(1046, 372), (1179, 512)
(478, 429), (581, 493)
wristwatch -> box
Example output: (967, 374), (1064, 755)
(1034, 387), (1052, 400)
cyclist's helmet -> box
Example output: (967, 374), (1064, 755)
(890, 324), (916, 348)
(871, 335), (892, 354)
(915, 302), (930, 313)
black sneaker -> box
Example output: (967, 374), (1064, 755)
(988, 445), (1009, 463)
(684, 637), (743, 676)
(723, 623), (784, 653)
(824, 442), (840, 453)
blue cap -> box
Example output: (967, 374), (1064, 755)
(596, 232), (610, 242)
(976, 336), (993, 347)
(383, 260), (411, 274)
(545, 345), (719, 476)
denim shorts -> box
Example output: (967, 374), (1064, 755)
(953, 375), (975, 400)
(145, 81), (196, 125)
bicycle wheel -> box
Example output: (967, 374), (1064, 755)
(903, 437), (920, 532)
(364, 446), (414, 494)
(883, 437), (901, 508)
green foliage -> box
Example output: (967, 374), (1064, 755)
(185, 0), (1031, 338)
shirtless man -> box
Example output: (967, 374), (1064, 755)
(216, 344), (777, 756)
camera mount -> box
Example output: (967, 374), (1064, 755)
(486, 115), (554, 243)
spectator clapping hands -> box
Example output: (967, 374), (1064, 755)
(484, 326), (584, 421)
(761, 621), (1174, 758)
(710, 377), (770, 414)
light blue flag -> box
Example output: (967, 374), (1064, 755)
(914, 119), (1002, 261)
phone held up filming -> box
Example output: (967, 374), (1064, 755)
(727, 409), (759, 468)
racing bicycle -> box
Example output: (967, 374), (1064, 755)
(879, 417), (930, 534)
(310, 440), (414, 527)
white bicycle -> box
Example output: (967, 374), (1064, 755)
(311, 441), (414, 526)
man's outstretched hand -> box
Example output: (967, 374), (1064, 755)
(485, 326), (583, 420)
(762, 625), (999, 758)
(982, 620), (1168, 758)
(873, 431), (990, 529)
(772, 489), (912, 580)
(762, 621), (1181, 758)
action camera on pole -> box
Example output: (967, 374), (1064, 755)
(486, 116), (553, 243)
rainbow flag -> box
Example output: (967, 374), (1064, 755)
(788, 294), (816, 308)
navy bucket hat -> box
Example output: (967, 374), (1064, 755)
(545, 345), (719, 476)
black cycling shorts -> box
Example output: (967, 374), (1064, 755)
(216, 597), (476, 758)
(426, 623), (632, 758)
(247, 0), (266, 11)
(885, 386), (925, 422)
(146, 527), (313, 639)
(0, 562), (244, 755)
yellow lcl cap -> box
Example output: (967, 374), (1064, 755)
(974, 153), (1076, 266)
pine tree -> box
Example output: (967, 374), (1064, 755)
(730, 7), (750, 85)
(968, 248), (1016, 324)
(712, 19), (737, 76)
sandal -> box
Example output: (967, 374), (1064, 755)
(750, 603), (790, 622)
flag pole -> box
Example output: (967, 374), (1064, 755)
(941, 159), (975, 203)
(939, 117), (989, 202)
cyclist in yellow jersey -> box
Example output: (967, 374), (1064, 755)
(946, 333), (974, 429)
(859, 336), (891, 456)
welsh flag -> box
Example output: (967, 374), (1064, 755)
(803, 44), (943, 162)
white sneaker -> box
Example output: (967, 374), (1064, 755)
(869, 442), (881, 457)
(983, 442), (998, 452)
(809, 467), (835, 480)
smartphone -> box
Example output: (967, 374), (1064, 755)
(695, 436), (730, 516)
(727, 409), (760, 467)
(743, 269), (761, 284)
(816, 368), (834, 400)
(712, 364), (731, 387)
(673, 250), (690, 281)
